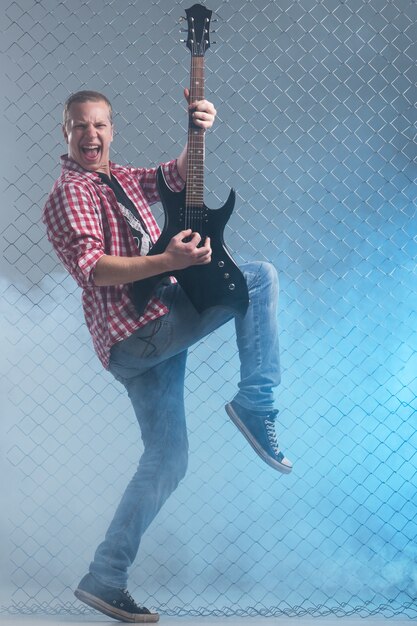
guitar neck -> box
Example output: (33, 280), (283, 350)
(186, 55), (205, 209)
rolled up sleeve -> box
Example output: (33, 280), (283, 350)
(161, 158), (186, 193)
(131, 158), (185, 206)
(43, 181), (105, 289)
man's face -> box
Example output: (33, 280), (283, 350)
(63, 100), (114, 174)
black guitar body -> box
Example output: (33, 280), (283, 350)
(130, 166), (249, 317)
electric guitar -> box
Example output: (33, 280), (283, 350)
(131, 3), (249, 317)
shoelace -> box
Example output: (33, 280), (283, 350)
(264, 411), (281, 455)
(122, 589), (144, 610)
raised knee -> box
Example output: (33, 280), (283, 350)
(260, 260), (278, 282)
(254, 261), (279, 296)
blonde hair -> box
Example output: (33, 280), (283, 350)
(63, 90), (113, 127)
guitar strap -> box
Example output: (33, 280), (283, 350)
(98, 172), (173, 309)
(98, 172), (152, 256)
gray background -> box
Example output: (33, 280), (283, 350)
(0, 0), (416, 618)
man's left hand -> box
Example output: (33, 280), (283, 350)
(184, 88), (217, 130)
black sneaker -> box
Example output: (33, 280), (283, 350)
(74, 573), (159, 623)
(225, 401), (293, 474)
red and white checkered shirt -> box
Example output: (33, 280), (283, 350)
(43, 155), (185, 369)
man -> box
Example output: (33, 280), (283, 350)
(43, 90), (292, 623)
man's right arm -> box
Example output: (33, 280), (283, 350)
(93, 229), (211, 287)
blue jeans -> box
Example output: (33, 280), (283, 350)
(89, 262), (280, 588)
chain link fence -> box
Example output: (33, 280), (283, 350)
(1, 0), (416, 618)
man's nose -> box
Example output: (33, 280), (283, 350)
(85, 124), (97, 137)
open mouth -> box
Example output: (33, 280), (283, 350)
(81, 145), (100, 161)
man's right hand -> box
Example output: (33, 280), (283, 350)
(163, 229), (212, 270)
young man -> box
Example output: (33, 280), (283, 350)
(43, 90), (292, 623)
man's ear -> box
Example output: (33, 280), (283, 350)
(62, 124), (69, 144)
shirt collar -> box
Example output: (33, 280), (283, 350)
(60, 154), (117, 181)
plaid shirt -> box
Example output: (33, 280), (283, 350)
(43, 155), (185, 369)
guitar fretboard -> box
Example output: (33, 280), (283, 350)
(186, 55), (205, 210)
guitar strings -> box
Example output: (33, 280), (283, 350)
(187, 46), (205, 238)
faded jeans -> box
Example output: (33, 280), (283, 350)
(89, 261), (280, 588)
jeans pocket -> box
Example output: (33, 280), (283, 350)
(109, 319), (174, 381)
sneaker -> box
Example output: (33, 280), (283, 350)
(225, 401), (293, 474)
(74, 573), (159, 623)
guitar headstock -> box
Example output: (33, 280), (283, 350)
(184, 4), (212, 57)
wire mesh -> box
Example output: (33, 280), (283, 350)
(0, 0), (416, 618)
